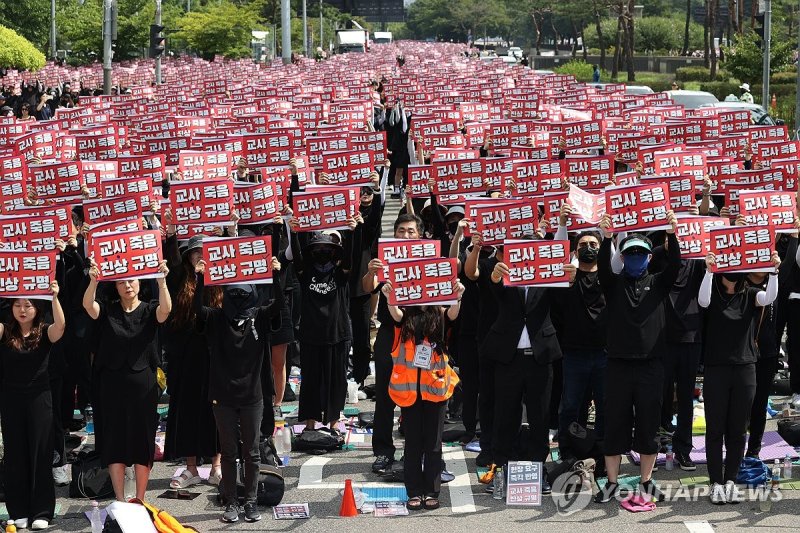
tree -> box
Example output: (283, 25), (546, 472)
(0, 0), (50, 50)
(176, 0), (263, 59)
(724, 30), (795, 85)
(406, 0), (462, 41)
(0, 25), (46, 70)
(451, 0), (511, 45)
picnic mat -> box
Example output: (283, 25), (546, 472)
(680, 474), (800, 490)
(629, 431), (796, 465)
(596, 474), (641, 490)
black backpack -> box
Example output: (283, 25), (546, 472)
(292, 428), (344, 454)
(69, 449), (114, 499)
(778, 419), (800, 446)
(256, 465), (285, 507)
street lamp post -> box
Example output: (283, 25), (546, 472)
(303, 0), (308, 57)
(102, 0), (113, 94)
(50, 0), (56, 60)
(281, 0), (291, 64)
(155, 0), (162, 85)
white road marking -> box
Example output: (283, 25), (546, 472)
(297, 456), (331, 489)
(683, 521), (715, 533)
(444, 447), (477, 514)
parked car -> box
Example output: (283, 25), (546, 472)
(699, 101), (784, 126)
(588, 83), (654, 95)
(507, 46), (523, 59)
(665, 90), (719, 109)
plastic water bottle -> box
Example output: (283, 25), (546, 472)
(784, 454), (793, 480)
(123, 466), (135, 501)
(274, 425), (291, 466)
(6, 520), (16, 533)
(85, 405), (94, 435)
(772, 459), (781, 489)
(665, 445), (674, 471)
(492, 467), (505, 500)
(90, 501), (103, 533)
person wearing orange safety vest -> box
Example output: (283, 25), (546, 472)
(382, 281), (465, 512)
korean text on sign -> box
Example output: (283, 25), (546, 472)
(203, 236), (273, 286)
(0, 250), (57, 300)
(503, 239), (570, 287)
(88, 229), (164, 281)
(387, 257), (458, 306)
(605, 183), (671, 232)
(708, 225), (774, 273)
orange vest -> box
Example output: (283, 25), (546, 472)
(388, 328), (459, 407)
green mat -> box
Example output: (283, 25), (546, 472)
(679, 475), (710, 488)
(343, 407), (359, 417)
(596, 474), (641, 490)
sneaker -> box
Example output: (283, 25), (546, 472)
(243, 502), (261, 522)
(372, 455), (395, 474)
(52, 464), (70, 486)
(31, 519), (49, 530)
(594, 481), (620, 503)
(675, 452), (697, 471)
(542, 478), (552, 495)
(639, 479), (665, 502)
(725, 480), (741, 504)
(221, 502), (240, 523)
(208, 468), (222, 486)
(12, 519), (28, 529)
(710, 482), (726, 505)
(357, 390), (367, 400)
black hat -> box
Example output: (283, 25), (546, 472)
(182, 234), (204, 257)
(305, 233), (343, 250)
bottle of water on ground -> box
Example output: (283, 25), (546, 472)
(274, 423), (292, 466)
(90, 501), (103, 533)
(783, 454), (792, 480)
(85, 404), (94, 435)
(665, 445), (674, 471)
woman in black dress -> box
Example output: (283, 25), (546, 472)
(82, 259), (171, 501)
(163, 233), (222, 489)
(0, 282), (65, 530)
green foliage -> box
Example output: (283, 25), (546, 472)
(771, 71), (798, 84)
(624, 71), (673, 91)
(553, 59), (600, 82)
(0, 0), (50, 50)
(581, 18), (618, 50)
(583, 16), (704, 54)
(406, 0), (463, 41)
(0, 24), (46, 70)
(698, 81), (743, 101)
(177, 0), (262, 59)
(723, 31), (794, 86)
(675, 66), (731, 82)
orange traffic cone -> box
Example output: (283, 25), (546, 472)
(771, 94), (777, 112)
(339, 479), (358, 517)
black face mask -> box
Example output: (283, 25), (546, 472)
(447, 222), (459, 235)
(722, 272), (745, 283)
(577, 247), (599, 264)
(222, 285), (259, 323)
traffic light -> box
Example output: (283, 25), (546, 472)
(755, 13), (765, 47)
(149, 24), (165, 58)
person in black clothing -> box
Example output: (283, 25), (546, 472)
(551, 209), (607, 450)
(699, 251), (780, 504)
(162, 232), (222, 490)
(363, 214), (424, 473)
(484, 243), (577, 495)
(82, 259), (172, 501)
(594, 210), (680, 504)
(387, 103), (412, 198)
(287, 217), (362, 432)
(192, 255), (283, 523)
(649, 233), (706, 471)
(0, 283), (65, 530)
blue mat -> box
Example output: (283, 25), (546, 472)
(359, 486), (408, 502)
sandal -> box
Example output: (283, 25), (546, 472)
(170, 469), (202, 489)
(406, 496), (424, 511)
(423, 496), (440, 510)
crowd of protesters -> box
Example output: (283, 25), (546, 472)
(0, 43), (797, 529)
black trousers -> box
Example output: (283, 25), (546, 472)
(477, 355), (496, 458)
(456, 335), (479, 437)
(213, 401), (263, 505)
(0, 389), (55, 522)
(372, 324), (396, 457)
(260, 348), (276, 441)
(401, 399), (446, 498)
(60, 335), (92, 425)
(604, 358), (663, 456)
(349, 294), (373, 385)
(661, 343), (701, 455)
(492, 351), (552, 467)
(50, 377), (65, 467)
(704, 364), (756, 485)
(747, 357), (779, 457)
(786, 299), (800, 393)
(298, 341), (348, 424)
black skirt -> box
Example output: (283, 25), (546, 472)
(270, 294), (296, 346)
(98, 366), (159, 467)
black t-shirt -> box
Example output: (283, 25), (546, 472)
(456, 267), (480, 338)
(94, 301), (160, 372)
(0, 324), (53, 393)
(704, 285), (761, 365)
(299, 266), (352, 345)
(552, 270), (607, 351)
(476, 256), (500, 343)
(650, 250), (706, 344)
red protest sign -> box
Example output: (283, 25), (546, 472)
(567, 186), (606, 224)
(293, 185), (359, 231)
(350, 131), (387, 166)
(511, 159), (564, 197)
(320, 150), (375, 185)
(30, 161), (84, 202)
(0, 180), (27, 214)
(0, 214), (70, 251)
(234, 182), (279, 225)
(386, 257), (458, 306)
(88, 229), (164, 281)
(82, 160), (118, 199)
(101, 176), (154, 211)
(377, 239), (442, 282)
(542, 192), (595, 232)
(83, 196), (144, 227)
(202, 236), (273, 285)
(640, 174), (696, 212)
(473, 199), (539, 245)
(675, 215), (729, 259)
(737, 190), (797, 232)
(177, 150), (233, 181)
(409, 165), (433, 197)
(433, 158), (486, 197)
(0, 250), (57, 300)
(605, 183), (671, 232)
(565, 155), (615, 190)
(709, 225), (774, 273)
(503, 239), (570, 287)
(170, 180), (235, 226)
(117, 154), (166, 182)
(653, 150), (707, 183)
(557, 120), (604, 150)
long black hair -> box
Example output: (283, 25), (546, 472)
(399, 305), (444, 346)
